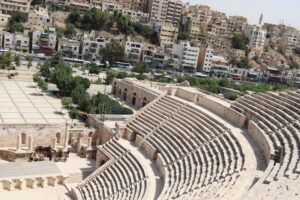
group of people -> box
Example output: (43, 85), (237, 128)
(30, 146), (70, 162)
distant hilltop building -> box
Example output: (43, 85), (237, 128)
(244, 13), (267, 50)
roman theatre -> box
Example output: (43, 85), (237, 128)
(0, 78), (300, 200)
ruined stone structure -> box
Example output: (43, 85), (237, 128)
(70, 78), (300, 200)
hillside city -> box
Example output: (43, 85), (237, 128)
(0, 0), (299, 87)
(0, 1), (300, 200)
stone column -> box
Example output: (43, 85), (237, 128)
(28, 136), (33, 152)
(87, 137), (92, 151)
(16, 134), (21, 152)
(51, 137), (57, 150)
(76, 137), (82, 154)
(63, 122), (70, 152)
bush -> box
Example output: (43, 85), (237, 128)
(228, 94), (238, 101)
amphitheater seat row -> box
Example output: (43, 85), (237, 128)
(74, 138), (148, 200)
(231, 90), (300, 184)
(126, 95), (245, 200)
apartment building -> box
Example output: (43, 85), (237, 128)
(32, 28), (57, 50)
(81, 31), (125, 60)
(0, 12), (10, 28)
(165, 0), (182, 26)
(244, 25), (267, 50)
(155, 23), (179, 47)
(25, 12), (53, 32)
(0, 0), (31, 14)
(199, 47), (214, 73)
(148, 0), (182, 25)
(122, 9), (149, 23)
(58, 38), (81, 58)
(173, 41), (200, 70)
(125, 36), (143, 63)
(2, 32), (30, 52)
(211, 56), (231, 77)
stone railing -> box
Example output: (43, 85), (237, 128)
(0, 174), (68, 191)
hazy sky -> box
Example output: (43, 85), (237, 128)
(184, 0), (300, 29)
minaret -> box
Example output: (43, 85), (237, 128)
(259, 13), (263, 25)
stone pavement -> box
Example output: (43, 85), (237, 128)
(0, 80), (69, 124)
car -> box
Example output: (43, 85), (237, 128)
(194, 72), (209, 78)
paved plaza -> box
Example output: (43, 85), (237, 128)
(0, 80), (69, 124)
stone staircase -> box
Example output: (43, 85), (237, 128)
(65, 171), (93, 184)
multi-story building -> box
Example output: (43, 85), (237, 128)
(124, 36), (143, 63)
(211, 56), (231, 77)
(2, 32), (30, 52)
(173, 41), (200, 71)
(0, 12), (10, 29)
(24, 12), (53, 32)
(81, 31), (125, 60)
(244, 14), (266, 50)
(148, 0), (182, 25)
(165, 0), (182, 26)
(244, 24), (267, 50)
(155, 23), (179, 47)
(227, 16), (247, 33)
(229, 68), (248, 81)
(58, 38), (81, 58)
(199, 47), (214, 73)
(122, 9), (149, 23)
(32, 28), (57, 54)
(0, 0), (31, 14)
(69, 0), (91, 12)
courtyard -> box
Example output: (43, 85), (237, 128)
(0, 80), (69, 124)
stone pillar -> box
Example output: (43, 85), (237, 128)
(87, 137), (92, 151)
(76, 137), (82, 154)
(16, 134), (21, 152)
(28, 136), (33, 152)
(51, 137), (57, 150)
(63, 122), (70, 152)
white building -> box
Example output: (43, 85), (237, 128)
(81, 31), (125, 60)
(125, 37), (143, 63)
(32, 28), (57, 50)
(3, 32), (29, 52)
(243, 14), (266, 50)
(244, 25), (267, 50)
(211, 56), (231, 77)
(0, 12), (10, 28)
(25, 12), (52, 32)
(173, 41), (200, 70)
(283, 31), (299, 46)
(201, 48), (214, 73)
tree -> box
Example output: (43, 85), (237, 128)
(64, 23), (75, 39)
(132, 62), (150, 74)
(69, 108), (79, 122)
(99, 41), (124, 65)
(71, 85), (91, 112)
(61, 97), (72, 113)
(0, 51), (14, 71)
(232, 33), (248, 50)
(25, 55), (33, 68)
(37, 79), (48, 95)
(14, 54), (20, 67)
(68, 10), (81, 24)
(294, 47), (300, 55)
(88, 63), (102, 74)
(8, 11), (27, 33)
(289, 61), (299, 69)
(232, 57), (252, 69)
(178, 31), (189, 40)
(51, 64), (73, 95)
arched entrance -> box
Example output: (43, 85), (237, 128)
(132, 93), (137, 105)
(142, 97), (147, 107)
(21, 133), (26, 144)
(56, 133), (61, 144)
(123, 88), (127, 101)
